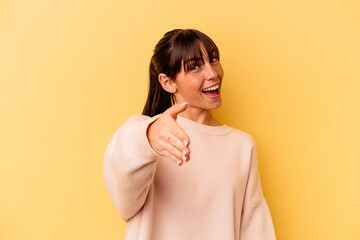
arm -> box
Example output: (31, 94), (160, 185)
(103, 115), (161, 222)
(240, 141), (277, 240)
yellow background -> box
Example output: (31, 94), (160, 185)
(1, 0), (359, 239)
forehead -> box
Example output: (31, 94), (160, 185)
(168, 32), (219, 78)
(180, 43), (216, 73)
(184, 42), (213, 61)
(178, 48), (209, 74)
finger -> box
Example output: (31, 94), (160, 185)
(187, 146), (191, 159)
(165, 102), (188, 119)
(170, 126), (190, 150)
(167, 133), (189, 159)
(162, 149), (183, 166)
(164, 140), (186, 162)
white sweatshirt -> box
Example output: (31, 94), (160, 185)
(103, 114), (276, 240)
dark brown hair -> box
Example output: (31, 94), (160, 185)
(142, 29), (220, 117)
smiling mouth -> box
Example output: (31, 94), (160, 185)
(201, 84), (220, 98)
(202, 88), (219, 94)
(201, 84), (219, 94)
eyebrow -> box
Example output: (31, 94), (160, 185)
(186, 56), (203, 62)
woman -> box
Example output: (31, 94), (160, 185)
(103, 29), (276, 239)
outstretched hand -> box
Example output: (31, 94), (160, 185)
(147, 102), (191, 166)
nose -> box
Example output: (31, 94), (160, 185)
(204, 62), (218, 80)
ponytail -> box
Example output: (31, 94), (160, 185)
(142, 61), (173, 117)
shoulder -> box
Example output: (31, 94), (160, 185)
(126, 114), (152, 123)
(226, 126), (257, 148)
(108, 114), (162, 148)
(129, 115), (154, 120)
(123, 114), (161, 126)
(118, 114), (161, 131)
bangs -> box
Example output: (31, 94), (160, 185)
(169, 30), (220, 77)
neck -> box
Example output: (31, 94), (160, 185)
(177, 106), (222, 126)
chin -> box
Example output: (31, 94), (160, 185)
(209, 100), (222, 110)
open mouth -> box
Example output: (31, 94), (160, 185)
(201, 84), (220, 97)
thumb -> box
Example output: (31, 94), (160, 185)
(166, 102), (188, 119)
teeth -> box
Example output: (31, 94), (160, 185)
(202, 84), (219, 92)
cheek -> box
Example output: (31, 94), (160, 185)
(217, 65), (224, 79)
(177, 82), (201, 97)
(183, 80), (203, 94)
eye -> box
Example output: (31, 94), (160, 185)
(211, 57), (218, 63)
(187, 61), (202, 71)
(189, 64), (200, 71)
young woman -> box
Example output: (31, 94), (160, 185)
(103, 29), (276, 239)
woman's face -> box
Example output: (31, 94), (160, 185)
(173, 49), (224, 111)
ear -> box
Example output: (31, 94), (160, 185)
(158, 73), (177, 93)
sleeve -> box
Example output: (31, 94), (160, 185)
(240, 140), (277, 240)
(103, 114), (161, 222)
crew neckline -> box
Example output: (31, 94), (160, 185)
(176, 115), (233, 136)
